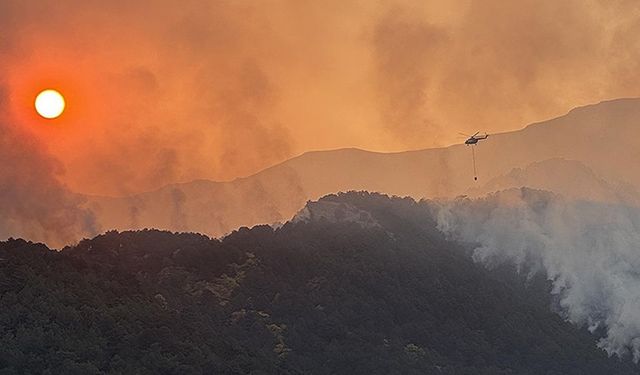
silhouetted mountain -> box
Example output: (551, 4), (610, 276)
(85, 98), (640, 239)
(1, 192), (636, 374)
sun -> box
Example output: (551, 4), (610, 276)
(35, 89), (66, 119)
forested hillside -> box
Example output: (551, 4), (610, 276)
(0, 192), (636, 374)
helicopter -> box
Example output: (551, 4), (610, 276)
(459, 132), (489, 181)
(462, 131), (489, 145)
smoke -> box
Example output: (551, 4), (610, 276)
(3, 0), (640, 195)
(432, 188), (640, 361)
(372, 7), (446, 145)
(0, 93), (98, 247)
(170, 187), (187, 231)
(1, 0), (302, 195)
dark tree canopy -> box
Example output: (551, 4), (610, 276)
(0, 192), (636, 374)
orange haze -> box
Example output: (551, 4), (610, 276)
(2, 0), (640, 195)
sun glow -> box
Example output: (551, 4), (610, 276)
(35, 89), (65, 119)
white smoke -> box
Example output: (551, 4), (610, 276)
(432, 188), (640, 361)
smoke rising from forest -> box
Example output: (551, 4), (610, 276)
(434, 188), (640, 361)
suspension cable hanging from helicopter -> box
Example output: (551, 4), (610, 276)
(459, 131), (489, 181)
(471, 145), (478, 181)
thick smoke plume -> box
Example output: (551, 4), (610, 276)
(0, 86), (98, 247)
(433, 188), (640, 361)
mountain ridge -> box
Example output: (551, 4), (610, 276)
(89, 97), (639, 199)
(78, 97), (640, 242)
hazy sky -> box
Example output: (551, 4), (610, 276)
(2, 0), (640, 195)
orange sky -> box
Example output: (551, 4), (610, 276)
(2, 0), (640, 196)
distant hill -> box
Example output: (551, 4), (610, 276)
(85, 98), (640, 239)
(1, 192), (637, 374)
(468, 158), (639, 203)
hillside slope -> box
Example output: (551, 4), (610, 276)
(1, 192), (637, 374)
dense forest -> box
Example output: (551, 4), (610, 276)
(0, 192), (636, 374)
